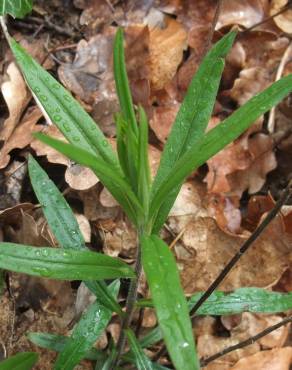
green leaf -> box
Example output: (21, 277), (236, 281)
(126, 329), (154, 370)
(0, 352), (38, 370)
(0, 242), (135, 280)
(33, 132), (143, 225)
(54, 281), (119, 370)
(113, 28), (138, 137)
(9, 39), (119, 170)
(0, 0), (32, 18)
(150, 31), (236, 233)
(28, 156), (122, 314)
(189, 288), (292, 316)
(28, 333), (106, 362)
(141, 235), (199, 370)
(139, 288), (292, 315)
(137, 106), (151, 213)
(150, 74), (292, 230)
(28, 155), (86, 250)
(113, 28), (139, 188)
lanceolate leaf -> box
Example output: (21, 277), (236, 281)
(28, 333), (106, 362)
(0, 243), (135, 280)
(150, 31), (236, 233)
(113, 28), (139, 187)
(28, 155), (86, 251)
(113, 28), (138, 137)
(0, 0), (32, 18)
(138, 288), (292, 315)
(189, 288), (292, 316)
(9, 39), (119, 170)
(54, 281), (120, 370)
(150, 74), (292, 229)
(125, 329), (154, 370)
(33, 132), (144, 225)
(28, 156), (122, 314)
(141, 235), (199, 370)
(0, 352), (38, 370)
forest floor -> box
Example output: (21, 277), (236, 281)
(0, 0), (292, 369)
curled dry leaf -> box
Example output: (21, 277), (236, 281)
(206, 116), (276, 198)
(0, 62), (30, 142)
(198, 313), (289, 366)
(101, 218), (137, 258)
(75, 213), (91, 243)
(173, 213), (291, 293)
(229, 67), (271, 106)
(217, 0), (268, 29)
(230, 347), (292, 370)
(31, 125), (99, 190)
(0, 107), (43, 169)
(270, 0), (292, 33)
(150, 103), (180, 143)
(149, 17), (187, 91)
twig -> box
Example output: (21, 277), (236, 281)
(241, 3), (292, 34)
(200, 316), (292, 367)
(267, 42), (292, 133)
(109, 238), (143, 369)
(0, 16), (11, 43)
(190, 181), (292, 318)
(202, 0), (224, 58)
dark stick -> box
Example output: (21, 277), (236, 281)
(200, 316), (292, 367)
(202, 0), (224, 58)
(190, 182), (292, 318)
(242, 3), (292, 34)
(109, 242), (143, 369)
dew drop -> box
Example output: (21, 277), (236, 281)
(55, 107), (61, 113)
(54, 114), (61, 122)
(53, 83), (60, 90)
(72, 136), (81, 142)
(40, 95), (48, 102)
(102, 139), (108, 147)
(64, 95), (71, 102)
(63, 122), (71, 132)
(34, 87), (41, 93)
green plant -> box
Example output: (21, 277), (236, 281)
(1, 3), (292, 369)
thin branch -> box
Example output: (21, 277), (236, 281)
(200, 316), (292, 367)
(202, 0), (224, 59)
(267, 42), (292, 133)
(242, 3), (292, 34)
(0, 16), (11, 43)
(190, 181), (292, 318)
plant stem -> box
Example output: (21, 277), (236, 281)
(109, 237), (143, 369)
(190, 182), (292, 318)
(200, 316), (292, 366)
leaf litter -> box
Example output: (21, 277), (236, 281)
(0, 0), (292, 369)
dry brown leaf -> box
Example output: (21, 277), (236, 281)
(150, 103), (180, 143)
(0, 107), (42, 169)
(230, 347), (292, 370)
(206, 119), (276, 197)
(270, 0), (292, 33)
(198, 313), (289, 366)
(75, 213), (91, 243)
(102, 218), (137, 258)
(217, 0), (268, 29)
(0, 62), (30, 142)
(31, 125), (99, 190)
(149, 17), (187, 90)
(228, 133), (277, 196)
(229, 67), (271, 106)
(173, 213), (291, 293)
